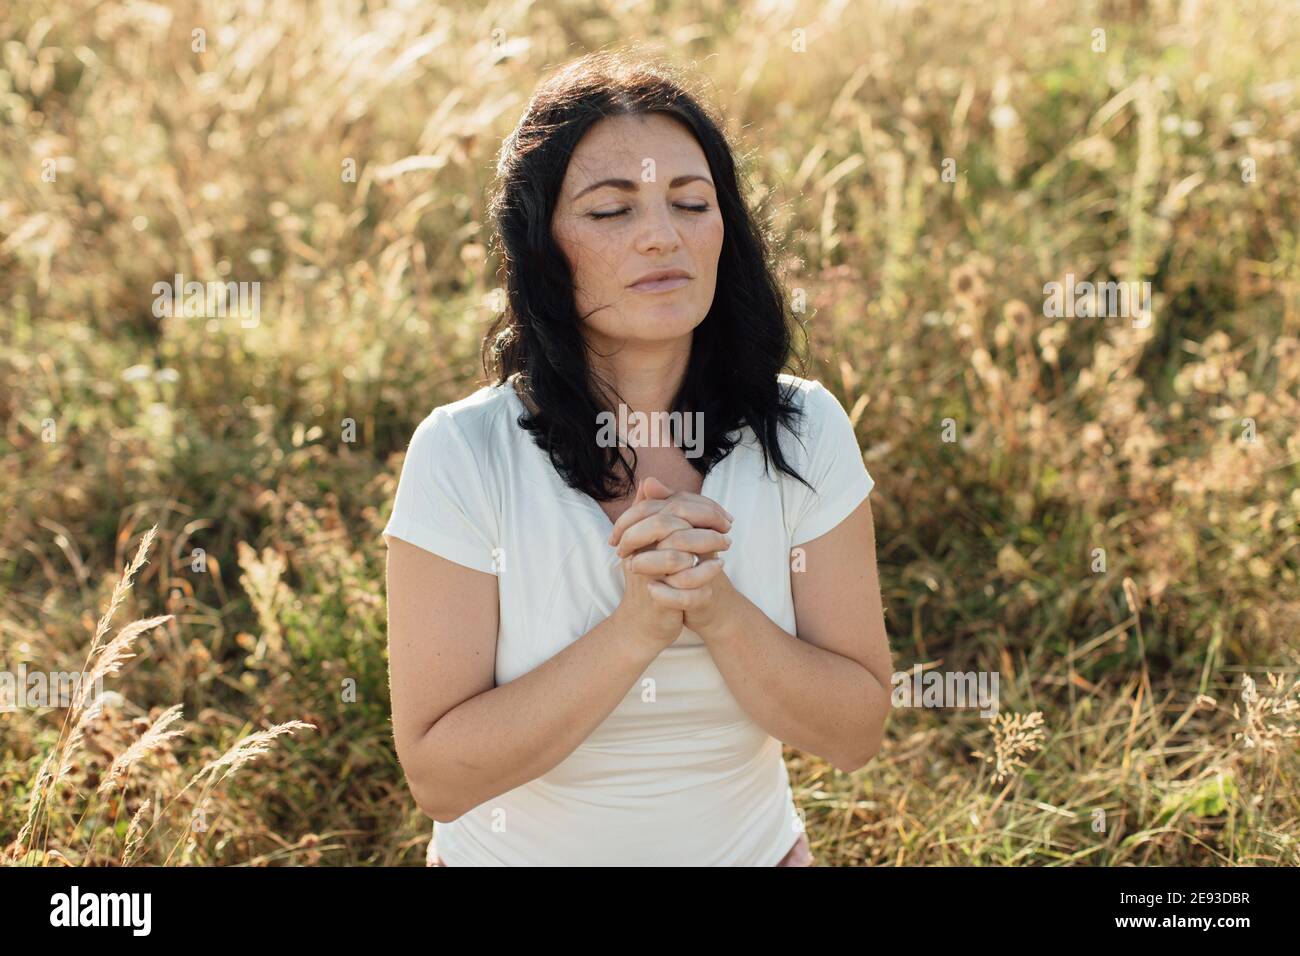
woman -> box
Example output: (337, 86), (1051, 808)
(382, 51), (892, 866)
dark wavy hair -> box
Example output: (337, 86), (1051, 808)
(480, 50), (814, 501)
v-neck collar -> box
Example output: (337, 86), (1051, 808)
(501, 378), (729, 547)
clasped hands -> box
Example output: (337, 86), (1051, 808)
(606, 475), (739, 638)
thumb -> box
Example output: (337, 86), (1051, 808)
(614, 477), (673, 548)
(640, 476), (674, 499)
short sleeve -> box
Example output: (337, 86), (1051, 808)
(786, 381), (875, 546)
(381, 407), (500, 574)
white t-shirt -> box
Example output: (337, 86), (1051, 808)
(381, 373), (875, 865)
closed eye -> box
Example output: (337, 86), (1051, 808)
(589, 204), (711, 220)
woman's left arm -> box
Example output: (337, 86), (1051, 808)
(678, 495), (893, 773)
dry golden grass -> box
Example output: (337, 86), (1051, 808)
(2, 0), (1297, 865)
(7, 528), (316, 866)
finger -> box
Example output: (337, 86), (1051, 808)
(646, 580), (714, 610)
(607, 477), (673, 545)
(666, 490), (733, 524)
(626, 548), (698, 577)
(609, 496), (731, 546)
(616, 512), (695, 557)
(654, 489), (732, 526)
(661, 557), (724, 589)
(608, 497), (670, 545)
(650, 527), (730, 556)
(637, 475), (664, 501)
(641, 476), (674, 499)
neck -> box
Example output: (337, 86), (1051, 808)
(586, 332), (692, 414)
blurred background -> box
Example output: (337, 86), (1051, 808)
(2, 0), (1297, 866)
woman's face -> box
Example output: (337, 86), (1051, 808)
(551, 112), (724, 351)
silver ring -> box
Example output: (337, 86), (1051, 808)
(691, 553), (701, 568)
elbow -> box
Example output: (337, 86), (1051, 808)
(399, 712), (484, 823)
(832, 748), (878, 775)
(403, 733), (468, 823)
(834, 676), (892, 773)
(413, 782), (466, 823)
(424, 804), (464, 825)
(832, 720), (887, 774)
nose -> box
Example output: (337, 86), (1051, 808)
(633, 201), (682, 255)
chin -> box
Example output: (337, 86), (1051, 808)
(629, 313), (704, 341)
(588, 307), (704, 344)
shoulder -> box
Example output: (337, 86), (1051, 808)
(772, 375), (874, 539)
(777, 373), (833, 408)
(775, 373), (850, 445)
(404, 382), (518, 469)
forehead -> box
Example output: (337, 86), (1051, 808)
(562, 113), (708, 188)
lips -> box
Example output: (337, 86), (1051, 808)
(628, 268), (692, 292)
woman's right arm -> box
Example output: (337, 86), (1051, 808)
(386, 532), (692, 822)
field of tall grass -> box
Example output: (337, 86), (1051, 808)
(2, 0), (1298, 865)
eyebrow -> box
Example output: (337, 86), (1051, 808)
(571, 174), (715, 201)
